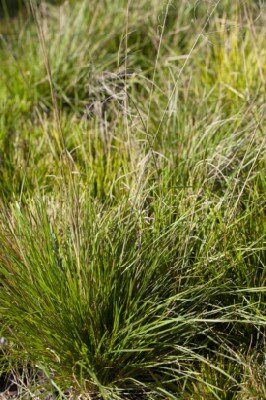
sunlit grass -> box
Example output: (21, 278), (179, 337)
(0, 0), (265, 398)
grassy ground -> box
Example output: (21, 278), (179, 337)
(0, 0), (265, 398)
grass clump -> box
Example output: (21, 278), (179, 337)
(0, 0), (265, 398)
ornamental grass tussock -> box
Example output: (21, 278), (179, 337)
(0, 0), (265, 399)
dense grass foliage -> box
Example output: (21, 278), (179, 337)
(0, 0), (265, 399)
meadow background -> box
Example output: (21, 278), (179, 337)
(0, 0), (265, 399)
